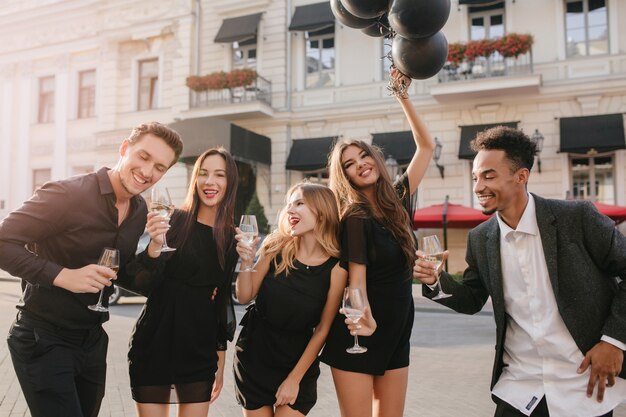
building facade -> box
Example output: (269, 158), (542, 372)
(1, 0), (625, 272)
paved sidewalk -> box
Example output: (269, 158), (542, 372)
(0, 272), (624, 417)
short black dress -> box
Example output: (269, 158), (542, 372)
(234, 256), (338, 415)
(127, 214), (237, 404)
(320, 174), (415, 375)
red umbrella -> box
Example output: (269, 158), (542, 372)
(413, 201), (492, 229)
(593, 202), (626, 224)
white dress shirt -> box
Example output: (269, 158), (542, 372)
(490, 194), (626, 417)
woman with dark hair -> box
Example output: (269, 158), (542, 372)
(233, 182), (348, 417)
(127, 147), (239, 417)
(320, 69), (436, 417)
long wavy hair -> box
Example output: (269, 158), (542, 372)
(260, 182), (340, 276)
(170, 148), (238, 269)
(328, 139), (416, 268)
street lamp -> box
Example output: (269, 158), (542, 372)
(433, 137), (444, 179)
(385, 155), (399, 180)
(531, 129), (544, 173)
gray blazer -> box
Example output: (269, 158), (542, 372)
(424, 193), (626, 388)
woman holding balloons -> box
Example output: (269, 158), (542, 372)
(320, 68), (436, 417)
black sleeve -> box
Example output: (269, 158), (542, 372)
(0, 182), (70, 288)
(339, 216), (372, 270)
(215, 243), (238, 350)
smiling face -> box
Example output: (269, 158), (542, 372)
(340, 144), (379, 190)
(195, 154), (228, 210)
(472, 149), (529, 222)
(116, 133), (176, 197)
(286, 189), (317, 237)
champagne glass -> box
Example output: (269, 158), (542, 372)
(422, 235), (452, 300)
(343, 287), (367, 354)
(150, 186), (176, 253)
(239, 215), (258, 272)
(88, 247), (120, 312)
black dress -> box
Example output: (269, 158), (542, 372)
(128, 214), (237, 404)
(320, 174), (415, 375)
(234, 256), (338, 415)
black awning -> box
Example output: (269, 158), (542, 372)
(231, 124), (271, 165)
(459, 0), (504, 5)
(458, 122), (519, 160)
(170, 117), (271, 165)
(214, 13), (263, 44)
(286, 137), (337, 171)
(560, 114), (626, 154)
(288, 2), (334, 32)
(371, 131), (416, 166)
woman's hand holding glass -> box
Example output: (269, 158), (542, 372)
(234, 227), (260, 272)
(145, 211), (171, 257)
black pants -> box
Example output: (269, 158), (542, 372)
(7, 315), (108, 417)
(495, 396), (613, 417)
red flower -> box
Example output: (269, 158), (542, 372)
(465, 39), (496, 62)
(447, 43), (466, 65)
(495, 33), (534, 58)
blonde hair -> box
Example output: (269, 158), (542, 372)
(260, 182), (340, 276)
(328, 139), (416, 268)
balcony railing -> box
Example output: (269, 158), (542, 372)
(438, 51), (533, 83)
(190, 75), (272, 108)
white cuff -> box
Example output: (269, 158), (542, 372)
(601, 335), (626, 351)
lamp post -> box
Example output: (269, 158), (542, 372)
(531, 129), (544, 173)
(385, 155), (399, 181)
(433, 137), (444, 178)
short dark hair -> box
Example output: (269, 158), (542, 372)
(128, 122), (183, 165)
(471, 126), (537, 173)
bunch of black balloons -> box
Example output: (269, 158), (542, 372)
(330, 0), (450, 80)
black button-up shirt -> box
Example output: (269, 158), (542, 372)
(0, 167), (148, 329)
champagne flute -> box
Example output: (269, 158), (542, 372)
(88, 247), (120, 312)
(150, 186), (176, 253)
(343, 287), (367, 354)
(239, 215), (258, 272)
(422, 235), (452, 300)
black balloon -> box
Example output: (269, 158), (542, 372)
(342, 0), (391, 19)
(389, 0), (451, 39)
(361, 14), (392, 37)
(391, 32), (449, 80)
(330, 0), (377, 29)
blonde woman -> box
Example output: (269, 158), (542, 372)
(320, 68), (435, 417)
(233, 182), (348, 417)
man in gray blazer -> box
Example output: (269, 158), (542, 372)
(414, 126), (626, 417)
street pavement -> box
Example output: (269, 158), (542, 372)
(0, 274), (624, 417)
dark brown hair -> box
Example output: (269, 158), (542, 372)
(471, 126), (537, 173)
(128, 122), (184, 166)
(328, 139), (416, 269)
(170, 148), (238, 269)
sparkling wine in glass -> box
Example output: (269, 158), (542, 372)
(343, 287), (367, 354)
(150, 186), (176, 253)
(239, 215), (258, 272)
(422, 235), (452, 300)
(88, 247), (120, 312)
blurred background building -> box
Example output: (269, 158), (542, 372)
(1, 0), (625, 273)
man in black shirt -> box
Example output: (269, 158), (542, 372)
(0, 122), (183, 417)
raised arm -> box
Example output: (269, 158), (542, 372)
(391, 68), (436, 195)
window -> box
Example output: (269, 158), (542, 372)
(32, 168), (51, 192)
(565, 0), (608, 57)
(569, 155), (614, 204)
(38, 76), (55, 123)
(138, 58), (159, 110)
(233, 39), (257, 69)
(381, 39), (392, 80)
(77, 70), (96, 119)
(469, 6), (504, 40)
(305, 27), (335, 89)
